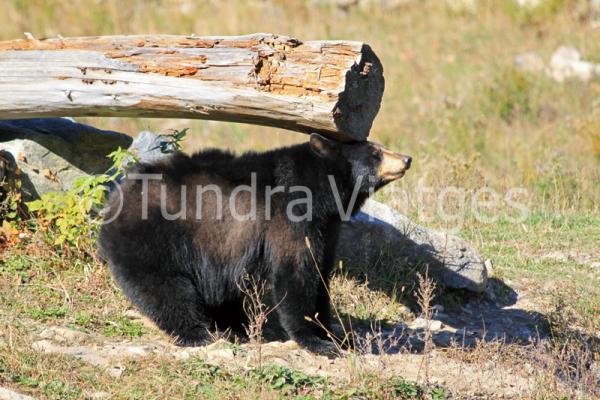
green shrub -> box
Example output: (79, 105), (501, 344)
(26, 128), (188, 250)
(102, 316), (145, 338)
(27, 148), (137, 248)
(502, 0), (570, 26)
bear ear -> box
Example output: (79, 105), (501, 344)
(309, 133), (340, 159)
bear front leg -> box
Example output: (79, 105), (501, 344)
(271, 262), (338, 354)
(315, 277), (333, 339)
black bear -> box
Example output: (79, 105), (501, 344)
(98, 134), (411, 352)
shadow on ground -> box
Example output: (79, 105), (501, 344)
(341, 275), (548, 354)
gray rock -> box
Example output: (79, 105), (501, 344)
(122, 309), (144, 320)
(409, 318), (443, 331)
(337, 199), (488, 293)
(0, 387), (37, 400)
(87, 392), (111, 400)
(0, 118), (132, 200)
(126, 131), (170, 166)
(548, 46), (600, 82)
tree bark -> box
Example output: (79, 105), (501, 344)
(0, 34), (384, 141)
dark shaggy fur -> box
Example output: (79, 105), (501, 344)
(98, 134), (410, 352)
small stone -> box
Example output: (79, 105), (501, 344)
(548, 46), (600, 82)
(107, 365), (125, 379)
(409, 318), (443, 331)
(87, 392), (111, 400)
(429, 320), (443, 331)
(264, 340), (302, 351)
(205, 348), (235, 363)
(484, 360), (496, 369)
(311, 0), (417, 11)
(123, 309), (143, 320)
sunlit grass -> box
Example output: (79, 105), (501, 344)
(1, 1), (598, 217)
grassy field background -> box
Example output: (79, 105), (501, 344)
(2, 0), (599, 209)
(1, 0), (599, 399)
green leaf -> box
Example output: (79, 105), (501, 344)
(26, 200), (43, 211)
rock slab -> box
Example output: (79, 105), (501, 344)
(0, 387), (37, 400)
(337, 199), (488, 292)
(0, 118), (132, 200)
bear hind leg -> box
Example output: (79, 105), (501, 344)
(116, 272), (213, 346)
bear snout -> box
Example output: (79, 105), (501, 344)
(378, 148), (412, 182)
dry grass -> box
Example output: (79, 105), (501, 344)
(1, 0), (599, 216)
(415, 271), (436, 387)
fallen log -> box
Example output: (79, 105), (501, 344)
(0, 34), (384, 141)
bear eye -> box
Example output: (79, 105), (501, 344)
(371, 149), (382, 161)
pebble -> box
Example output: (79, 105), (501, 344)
(549, 46), (600, 82)
(206, 348), (235, 363)
(122, 309), (144, 320)
(87, 392), (111, 400)
(409, 318), (443, 331)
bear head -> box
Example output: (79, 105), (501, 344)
(309, 133), (412, 194)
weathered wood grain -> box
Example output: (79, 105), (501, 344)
(0, 34), (384, 141)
